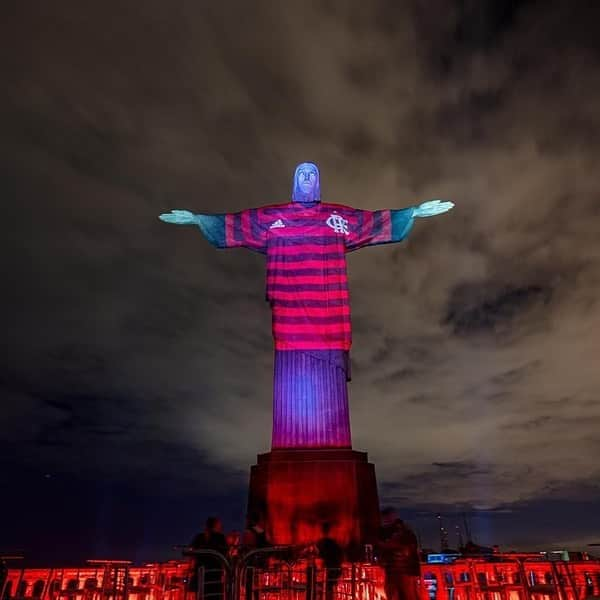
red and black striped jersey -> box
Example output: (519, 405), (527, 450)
(197, 202), (414, 351)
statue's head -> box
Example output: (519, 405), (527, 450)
(292, 162), (320, 204)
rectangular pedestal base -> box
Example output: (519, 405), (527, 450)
(247, 448), (380, 554)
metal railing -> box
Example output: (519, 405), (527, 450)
(186, 547), (383, 600)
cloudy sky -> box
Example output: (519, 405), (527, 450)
(2, 0), (600, 563)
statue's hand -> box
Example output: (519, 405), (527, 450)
(413, 200), (455, 218)
(158, 210), (197, 225)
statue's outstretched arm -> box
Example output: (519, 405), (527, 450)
(346, 200), (454, 252)
(159, 209), (266, 253)
(390, 199), (455, 240)
(159, 210), (226, 247)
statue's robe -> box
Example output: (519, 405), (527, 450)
(196, 202), (414, 448)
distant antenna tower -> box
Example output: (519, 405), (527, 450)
(415, 528), (422, 550)
(456, 524), (464, 549)
(437, 513), (449, 552)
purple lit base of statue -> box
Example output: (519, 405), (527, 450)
(272, 350), (351, 449)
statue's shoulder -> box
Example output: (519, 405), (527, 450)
(321, 202), (355, 213)
(256, 202), (292, 213)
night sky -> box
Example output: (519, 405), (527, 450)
(2, 1), (600, 565)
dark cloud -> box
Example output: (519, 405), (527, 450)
(2, 0), (600, 558)
(444, 282), (552, 335)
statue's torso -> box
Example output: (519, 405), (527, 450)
(261, 202), (355, 351)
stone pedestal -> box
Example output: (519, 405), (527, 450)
(247, 448), (380, 553)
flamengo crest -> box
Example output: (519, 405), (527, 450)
(326, 213), (349, 235)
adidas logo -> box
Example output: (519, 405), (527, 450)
(270, 219), (285, 229)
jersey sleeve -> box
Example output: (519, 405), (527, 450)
(345, 207), (415, 252)
(195, 208), (267, 254)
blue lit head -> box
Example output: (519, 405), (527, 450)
(292, 162), (320, 204)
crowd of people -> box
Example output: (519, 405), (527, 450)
(185, 508), (420, 600)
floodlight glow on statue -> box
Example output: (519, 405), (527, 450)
(160, 163), (453, 449)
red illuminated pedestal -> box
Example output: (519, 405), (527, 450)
(247, 449), (380, 553)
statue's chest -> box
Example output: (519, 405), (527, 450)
(265, 209), (352, 247)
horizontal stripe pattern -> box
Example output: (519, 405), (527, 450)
(268, 290), (349, 302)
(218, 202), (401, 350)
(275, 314), (350, 324)
(274, 339), (353, 351)
(273, 322), (352, 335)
(274, 305), (351, 317)
(267, 251), (343, 262)
(270, 235), (345, 246)
(273, 331), (351, 341)
(266, 265), (346, 276)
(267, 281), (349, 292)
(271, 298), (348, 308)
(267, 258), (346, 269)
(225, 212), (266, 252)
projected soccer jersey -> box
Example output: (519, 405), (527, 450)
(195, 202), (415, 351)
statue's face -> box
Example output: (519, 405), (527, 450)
(298, 166), (318, 195)
(292, 162), (320, 203)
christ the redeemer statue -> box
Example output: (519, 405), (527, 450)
(160, 162), (453, 449)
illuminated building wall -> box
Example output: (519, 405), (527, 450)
(4, 555), (600, 600)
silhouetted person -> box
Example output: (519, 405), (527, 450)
(242, 513), (270, 551)
(378, 509), (420, 600)
(226, 531), (241, 560)
(188, 517), (229, 600)
(242, 513), (271, 600)
(317, 522), (343, 600)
